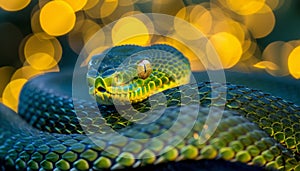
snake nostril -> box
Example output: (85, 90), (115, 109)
(97, 87), (106, 92)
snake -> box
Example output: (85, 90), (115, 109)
(0, 44), (300, 171)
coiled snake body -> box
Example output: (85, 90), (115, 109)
(0, 45), (300, 171)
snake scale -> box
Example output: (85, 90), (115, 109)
(0, 44), (300, 171)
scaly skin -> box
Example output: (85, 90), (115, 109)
(0, 45), (300, 170)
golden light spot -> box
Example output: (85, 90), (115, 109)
(152, 0), (185, 16)
(175, 5), (212, 37)
(226, 0), (265, 15)
(84, 1), (101, 19)
(112, 17), (150, 45)
(208, 32), (242, 69)
(2, 79), (27, 112)
(121, 10), (143, 17)
(101, 2), (135, 25)
(24, 34), (62, 70)
(118, 0), (136, 6)
(84, 0), (119, 19)
(31, 11), (53, 39)
(56, 0), (87, 11)
(243, 4), (275, 38)
(40, 1), (76, 36)
(11, 66), (44, 80)
(288, 46), (300, 79)
(0, 66), (15, 99)
(213, 19), (245, 45)
(100, 0), (118, 19)
(83, 0), (99, 10)
(174, 19), (204, 40)
(253, 61), (279, 70)
(261, 41), (293, 76)
(26, 53), (58, 71)
(190, 5), (212, 35)
(0, 0), (31, 11)
(24, 34), (54, 58)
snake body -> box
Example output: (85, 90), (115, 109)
(0, 45), (300, 171)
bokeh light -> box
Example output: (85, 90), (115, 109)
(40, 1), (76, 36)
(259, 41), (293, 76)
(57, 0), (87, 12)
(253, 61), (279, 71)
(288, 46), (300, 79)
(242, 4), (275, 38)
(208, 32), (242, 69)
(100, 0), (119, 18)
(225, 0), (265, 15)
(0, 0), (31, 11)
(24, 34), (62, 70)
(152, 0), (185, 16)
(82, 0), (99, 10)
(11, 66), (44, 81)
(112, 16), (150, 45)
(175, 5), (212, 37)
(2, 79), (27, 111)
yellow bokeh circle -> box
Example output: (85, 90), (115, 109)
(243, 4), (275, 38)
(226, 0), (265, 15)
(56, 0), (87, 11)
(2, 79), (28, 112)
(100, 0), (119, 18)
(209, 32), (242, 69)
(288, 46), (300, 79)
(24, 34), (62, 70)
(26, 53), (58, 71)
(11, 66), (44, 81)
(82, 0), (99, 10)
(40, 1), (76, 36)
(0, 0), (31, 11)
(112, 16), (150, 45)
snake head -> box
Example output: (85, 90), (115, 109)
(87, 44), (191, 105)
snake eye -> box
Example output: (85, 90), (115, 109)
(137, 59), (152, 79)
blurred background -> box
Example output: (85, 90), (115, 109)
(0, 0), (299, 111)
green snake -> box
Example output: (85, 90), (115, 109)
(0, 44), (300, 171)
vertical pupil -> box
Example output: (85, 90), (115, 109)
(138, 59), (152, 79)
(143, 64), (146, 73)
